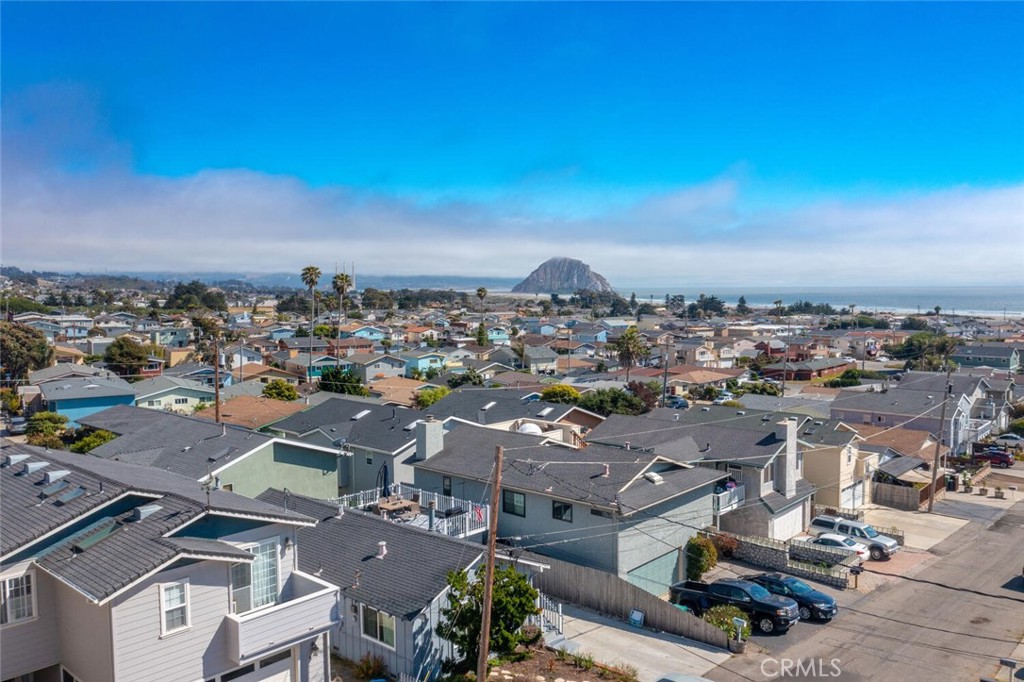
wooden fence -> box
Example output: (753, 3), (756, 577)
(526, 553), (729, 650)
(872, 477), (945, 511)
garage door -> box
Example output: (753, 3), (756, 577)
(840, 481), (864, 509)
(771, 505), (805, 540)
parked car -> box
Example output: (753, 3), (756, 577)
(993, 433), (1024, 449)
(744, 573), (838, 622)
(808, 515), (901, 560)
(669, 578), (800, 634)
(666, 396), (690, 409)
(9, 417), (27, 435)
(973, 448), (1015, 469)
(808, 533), (870, 563)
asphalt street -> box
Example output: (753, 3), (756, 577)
(705, 498), (1024, 682)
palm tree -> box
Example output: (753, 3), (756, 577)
(300, 265), (321, 380)
(332, 272), (352, 357)
(476, 287), (487, 342)
(614, 326), (646, 382)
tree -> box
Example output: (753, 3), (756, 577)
(415, 386), (450, 409)
(735, 295), (751, 315)
(540, 384), (581, 404)
(685, 534), (718, 581)
(332, 272), (353, 354)
(436, 565), (539, 673)
(447, 368), (484, 389)
(164, 280), (227, 311)
(318, 366), (370, 396)
(476, 286), (488, 332)
(577, 388), (646, 416)
(901, 316), (930, 331)
(263, 379), (299, 401)
(613, 326), (647, 382)
(104, 336), (150, 381)
(0, 322), (54, 385)
(476, 322), (489, 347)
(301, 265), (322, 380)
(704, 604), (751, 640)
(26, 411), (69, 449)
(70, 429), (117, 453)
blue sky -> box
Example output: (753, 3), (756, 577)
(3, 2), (1022, 285)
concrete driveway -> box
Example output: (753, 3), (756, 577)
(863, 505), (969, 551)
(558, 604), (731, 682)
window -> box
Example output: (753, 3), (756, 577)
(174, 397), (189, 405)
(147, 400), (159, 407)
(502, 490), (525, 517)
(442, 476), (452, 497)
(366, 456), (373, 466)
(221, 664), (256, 681)
(160, 581), (189, 635)
(361, 605), (396, 648)
(61, 668), (82, 682)
(1, 573), (35, 625)
(259, 650), (292, 667)
(552, 501), (573, 523)
(230, 539), (279, 614)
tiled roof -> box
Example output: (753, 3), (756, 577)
(192, 395), (306, 428)
(258, 489), (481, 619)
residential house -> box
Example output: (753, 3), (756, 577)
(164, 362), (232, 388)
(522, 345), (559, 374)
(255, 489), (484, 679)
(267, 398), (419, 494)
(796, 420), (878, 510)
(569, 324), (609, 344)
(52, 345), (87, 365)
(23, 319), (62, 343)
(193, 395), (307, 430)
(401, 350), (449, 378)
(28, 363), (120, 385)
(134, 376), (216, 414)
(587, 407), (816, 541)
(951, 343), (1020, 372)
(0, 443), (338, 682)
(231, 364), (306, 386)
(412, 420), (726, 597)
(424, 388), (605, 441)
(344, 354), (407, 383)
(367, 376), (436, 408)
(35, 377), (137, 427)
(80, 405), (343, 500)
(762, 359), (853, 382)
(150, 327), (193, 349)
(284, 353), (352, 382)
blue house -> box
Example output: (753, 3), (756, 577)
(401, 350), (448, 377)
(37, 377), (137, 427)
(352, 326), (388, 342)
(487, 326), (512, 345)
(267, 326), (296, 341)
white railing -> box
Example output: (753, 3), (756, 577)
(331, 484), (490, 538)
(712, 484), (745, 514)
(539, 592), (563, 635)
(761, 480), (775, 496)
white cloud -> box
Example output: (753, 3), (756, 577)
(3, 84), (1021, 287)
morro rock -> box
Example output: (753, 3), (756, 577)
(511, 257), (614, 294)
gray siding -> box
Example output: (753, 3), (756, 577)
(56, 579), (114, 682)
(0, 569), (61, 679)
(111, 525), (298, 682)
(350, 444), (417, 495)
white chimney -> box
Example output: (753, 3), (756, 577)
(775, 418), (799, 497)
(416, 416), (444, 460)
(376, 541), (387, 559)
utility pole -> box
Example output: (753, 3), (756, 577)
(661, 339), (671, 407)
(927, 370), (953, 513)
(477, 445), (504, 682)
(213, 334), (222, 424)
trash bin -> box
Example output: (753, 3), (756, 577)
(946, 475), (957, 492)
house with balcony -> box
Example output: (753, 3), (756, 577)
(411, 420), (725, 597)
(283, 353), (352, 382)
(0, 443), (339, 682)
(401, 349), (449, 378)
(423, 388), (605, 441)
(79, 405), (343, 500)
(587, 407), (816, 540)
(150, 327), (193, 349)
(164, 362), (233, 388)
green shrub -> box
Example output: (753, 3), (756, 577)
(685, 534), (718, 580)
(703, 604), (751, 640)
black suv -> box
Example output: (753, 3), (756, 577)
(745, 573), (838, 622)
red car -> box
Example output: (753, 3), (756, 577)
(974, 449), (1015, 469)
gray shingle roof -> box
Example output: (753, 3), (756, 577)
(38, 376), (136, 401)
(82, 405), (282, 481)
(760, 479), (815, 513)
(258, 488), (481, 618)
(1, 442), (313, 602)
(270, 397), (417, 453)
(414, 423), (723, 514)
(424, 388), (580, 426)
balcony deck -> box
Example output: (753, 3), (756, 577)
(713, 484), (745, 514)
(333, 484), (489, 538)
(224, 570), (339, 665)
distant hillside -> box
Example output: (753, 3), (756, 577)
(511, 257), (614, 294)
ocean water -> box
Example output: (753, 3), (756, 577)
(619, 286), (1022, 317)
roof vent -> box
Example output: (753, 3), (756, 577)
(601, 463), (610, 478)
(761, 415), (772, 421)
(481, 401), (497, 411)
(624, 441), (631, 450)
(2, 454), (30, 468)
(376, 541), (388, 559)
(673, 413), (680, 421)
(736, 411), (746, 416)
(18, 461), (49, 476)
(133, 504), (162, 522)
(702, 407), (711, 412)
(44, 470), (71, 484)
(643, 472), (664, 485)
(352, 409), (371, 421)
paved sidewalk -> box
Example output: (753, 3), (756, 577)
(558, 604), (730, 682)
